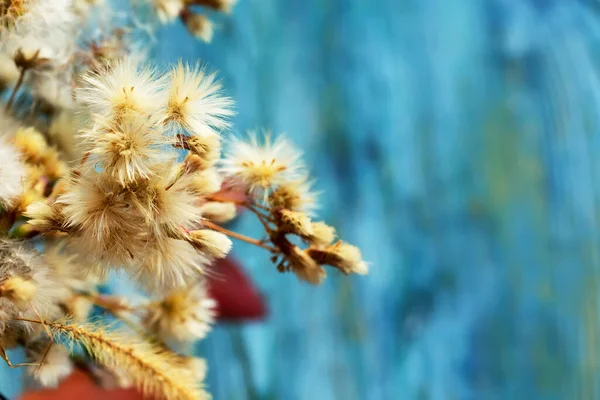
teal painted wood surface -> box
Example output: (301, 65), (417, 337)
(4, 0), (600, 399)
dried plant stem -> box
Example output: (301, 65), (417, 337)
(79, 293), (149, 334)
(203, 194), (275, 232)
(5, 67), (26, 112)
(203, 220), (278, 252)
(15, 318), (208, 400)
(0, 346), (40, 368)
(30, 303), (54, 373)
(204, 194), (269, 212)
(81, 292), (135, 314)
(205, 194), (246, 206)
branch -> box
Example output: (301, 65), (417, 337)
(202, 220), (278, 252)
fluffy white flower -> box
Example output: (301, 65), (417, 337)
(1, 0), (76, 67)
(165, 62), (233, 136)
(77, 57), (165, 119)
(190, 168), (223, 194)
(198, 201), (237, 223)
(189, 229), (232, 259)
(81, 114), (166, 186)
(0, 137), (25, 206)
(143, 282), (217, 342)
(220, 133), (306, 196)
(136, 238), (210, 293)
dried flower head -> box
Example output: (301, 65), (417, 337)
(77, 57), (165, 119)
(177, 133), (221, 168)
(14, 127), (48, 163)
(190, 168), (223, 194)
(136, 237), (209, 292)
(164, 62), (233, 136)
(0, 275), (36, 310)
(57, 174), (146, 268)
(273, 208), (313, 237)
(199, 201), (236, 223)
(0, 137), (25, 206)
(180, 10), (214, 43)
(268, 178), (318, 215)
(308, 241), (369, 275)
(23, 202), (65, 233)
(81, 115), (166, 186)
(0, 241), (68, 337)
(221, 133), (305, 196)
(287, 245), (326, 285)
(189, 229), (232, 259)
(309, 221), (336, 245)
(143, 282), (216, 343)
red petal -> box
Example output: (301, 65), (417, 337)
(207, 257), (267, 321)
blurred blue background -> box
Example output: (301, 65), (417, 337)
(5, 0), (600, 398)
(178, 0), (600, 399)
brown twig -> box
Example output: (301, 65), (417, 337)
(202, 220), (278, 252)
(30, 303), (54, 373)
(205, 194), (246, 206)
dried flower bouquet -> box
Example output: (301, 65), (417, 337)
(0, 1), (368, 399)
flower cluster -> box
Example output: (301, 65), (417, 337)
(0, 1), (367, 399)
(25, 59), (234, 292)
(221, 133), (369, 284)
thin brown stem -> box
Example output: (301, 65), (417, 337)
(75, 293), (154, 339)
(203, 220), (278, 252)
(205, 193), (275, 229)
(204, 194), (269, 211)
(205, 194), (246, 206)
(30, 303), (54, 373)
(0, 346), (41, 368)
(13, 317), (43, 324)
(79, 292), (136, 314)
(5, 67), (26, 112)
